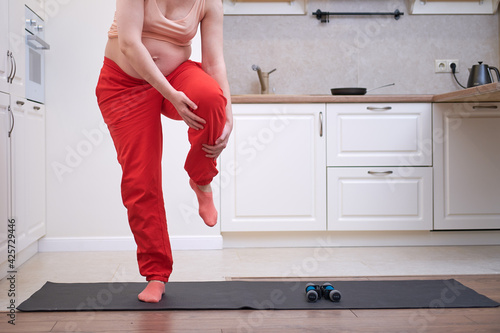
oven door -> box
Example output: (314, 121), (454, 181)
(25, 6), (49, 104)
(26, 36), (46, 103)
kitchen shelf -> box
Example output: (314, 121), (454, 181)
(223, 0), (307, 15)
(407, 0), (500, 14)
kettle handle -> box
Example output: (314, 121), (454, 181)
(489, 66), (500, 82)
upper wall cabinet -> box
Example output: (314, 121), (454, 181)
(407, 0), (500, 14)
(223, 0), (307, 15)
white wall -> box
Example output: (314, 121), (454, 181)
(224, 0), (500, 95)
(43, 0), (220, 251)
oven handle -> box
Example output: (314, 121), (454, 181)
(27, 35), (51, 50)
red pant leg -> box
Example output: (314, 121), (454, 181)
(96, 58), (173, 282)
(162, 61), (227, 186)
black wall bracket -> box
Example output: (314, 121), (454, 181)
(313, 9), (404, 23)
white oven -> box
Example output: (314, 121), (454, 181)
(25, 6), (49, 104)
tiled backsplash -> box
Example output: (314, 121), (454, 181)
(223, 0), (500, 95)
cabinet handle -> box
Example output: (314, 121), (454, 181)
(368, 170), (393, 176)
(16, 100), (25, 106)
(472, 105), (498, 110)
(319, 111), (323, 137)
(7, 51), (14, 83)
(33, 106), (41, 111)
(367, 106), (392, 111)
(11, 53), (17, 84)
(8, 106), (14, 138)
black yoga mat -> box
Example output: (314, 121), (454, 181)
(17, 279), (499, 312)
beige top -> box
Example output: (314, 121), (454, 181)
(108, 0), (205, 46)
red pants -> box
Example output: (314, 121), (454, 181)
(95, 57), (226, 282)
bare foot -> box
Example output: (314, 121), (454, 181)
(138, 280), (165, 303)
(189, 179), (217, 227)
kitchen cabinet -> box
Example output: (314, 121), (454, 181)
(0, 92), (10, 278)
(433, 103), (500, 230)
(0, 93), (46, 279)
(223, 0), (307, 15)
(220, 104), (326, 231)
(327, 103), (433, 231)
(1, 0), (27, 97)
(327, 103), (432, 167)
(328, 167), (433, 231)
(0, 2), (46, 277)
(0, 0), (9, 94)
(407, 0), (500, 14)
(7, 0), (26, 99)
(10, 97), (46, 254)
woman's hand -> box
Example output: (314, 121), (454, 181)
(169, 90), (206, 130)
(202, 122), (232, 159)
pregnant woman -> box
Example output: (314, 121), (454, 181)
(95, 0), (232, 303)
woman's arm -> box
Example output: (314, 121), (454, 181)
(200, 0), (233, 158)
(115, 0), (205, 130)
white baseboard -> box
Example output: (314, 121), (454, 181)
(222, 230), (500, 248)
(38, 235), (223, 252)
(35, 230), (500, 252)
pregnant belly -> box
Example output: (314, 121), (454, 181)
(144, 38), (192, 75)
(105, 37), (192, 79)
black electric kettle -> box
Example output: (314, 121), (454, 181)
(467, 62), (500, 88)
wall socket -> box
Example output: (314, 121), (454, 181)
(435, 59), (459, 73)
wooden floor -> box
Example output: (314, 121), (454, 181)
(2, 275), (499, 333)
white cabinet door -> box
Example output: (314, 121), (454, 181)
(10, 97), (27, 252)
(21, 100), (46, 249)
(0, 0), (10, 94)
(0, 92), (10, 278)
(434, 103), (500, 230)
(328, 167), (433, 231)
(8, 0), (26, 99)
(10, 97), (46, 253)
(327, 103), (432, 167)
(221, 104), (326, 231)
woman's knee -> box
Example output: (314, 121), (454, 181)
(192, 83), (226, 113)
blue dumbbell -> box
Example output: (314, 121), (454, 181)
(305, 283), (322, 302)
(321, 283), (341, 302)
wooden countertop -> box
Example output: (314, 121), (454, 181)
(231, 94), (433, 104)
(432, 82), (500, 103)
(231, 83), (500, 104)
